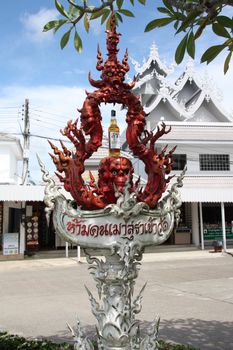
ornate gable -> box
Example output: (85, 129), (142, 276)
(133, 46), (233, 124)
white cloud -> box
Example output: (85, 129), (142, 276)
(20, 8), (59, 43)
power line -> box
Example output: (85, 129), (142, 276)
(30, 114), (65, 125)
(0, 106), (21, 109)
(30, 117), (65, 128)
(30, 107), (68, 120)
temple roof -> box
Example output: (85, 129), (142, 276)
(132, 47), (233, 124)
(131, 42), (171, 76)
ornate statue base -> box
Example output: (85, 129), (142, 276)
(38, 156), (185, 350)
(69, 248), (160, 350)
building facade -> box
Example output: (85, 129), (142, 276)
(125, 43), (233, 249)
(0, 134), (50, 258)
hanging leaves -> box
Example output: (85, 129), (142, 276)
(116, 0), (124, 9)
(212, 23), (230, 39)
(201, 45), (226, 64)
(137, 0), (146, 4)
(74, 30), (83, 53)
(145, 17), (173, 32)
(118, 9), (135, 17)
(224, 51), (232, 74)
(42, 0), (233, 70)
(175, 33), (188, 64)
(101, 9), (111, 25)
(55, 0), (69, 18)
(115, 12), (123, 23)
(84, 14), (90, 33)
(43, 19), (67, 32)
(60, 29), (71, 49)
(90, 9), (105, 20)
(187, 31), (195, 59)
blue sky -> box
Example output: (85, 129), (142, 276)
(0, 1), (232, 183)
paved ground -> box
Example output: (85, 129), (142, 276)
(0, 249), (233, 350)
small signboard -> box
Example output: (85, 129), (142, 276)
(3, 233), (19, 255)
(203, 227), (233, 241)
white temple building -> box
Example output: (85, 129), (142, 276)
(123, 43), (233, 250)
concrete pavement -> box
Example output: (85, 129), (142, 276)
(0, 249), (233, 350)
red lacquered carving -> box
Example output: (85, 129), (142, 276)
(49, 13), (175, 210)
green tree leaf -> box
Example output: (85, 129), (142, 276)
(174, 12), (186, 21)
(175, 33), (188, 64)
(43, 20), (60, 32)
(116, 12), (123, 23)
(187, 31), (195, 58)
(162, 0), (174, 12)
(118, 9), (135, 17)
(60, 29), (71, 49)
(216, 16), (233, 29)
(68, 4), (79, 18)
(90, 9), (105, 20)
(116, 0), (124, 9)
(84, 13), (90, 32)
(106, 15), (112, 30)
(130, 0), (134, 5)
(54, 19), (68, 33)
(101, 9), (110, 25)
(201, 44), (225, 64)
(74, 30), (83, 53)
(176, 10), (202, 34)
(224, 50), (232, 74)
(55, 0), (69, 18)
(212, 23), (230, 38)
(138, 0), (146, 4)
(145, 17), (173, 32)
(157, 7), (172, 16)
(174, 20), (179, 30)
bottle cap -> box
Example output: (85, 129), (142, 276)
(111, 110), (116, 117)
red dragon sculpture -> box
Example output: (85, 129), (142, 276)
(49, 13), (176, 210)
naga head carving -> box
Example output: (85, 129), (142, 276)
(89, 12), (129, 91)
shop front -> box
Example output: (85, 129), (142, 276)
(177, 176), (233, 251)
(202, 203), (233, 245)
(0, 184), (72, 259)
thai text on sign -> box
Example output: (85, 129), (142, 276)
(66, 217), (169, 239)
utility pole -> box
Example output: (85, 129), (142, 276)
(22, 98), (30, 185)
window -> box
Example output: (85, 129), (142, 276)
(172, 154), (187, 171)
(199, 154), (230, 171)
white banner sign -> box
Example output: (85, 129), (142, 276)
(3, 233), (19, 255)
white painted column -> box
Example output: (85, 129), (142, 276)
(191, 202), (199, 246)
(77, 245), (81, 262)
(146, 120), (151, 132)
(65, 242), (69, 258)
(221, 202), (227, 252)
(199, 202), (204, 250)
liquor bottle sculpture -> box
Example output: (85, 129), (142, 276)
(39, 12), (185, 350)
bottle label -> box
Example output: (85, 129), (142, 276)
(109, 131), (120, 149)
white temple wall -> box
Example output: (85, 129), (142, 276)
(155, 142), (233, 176)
